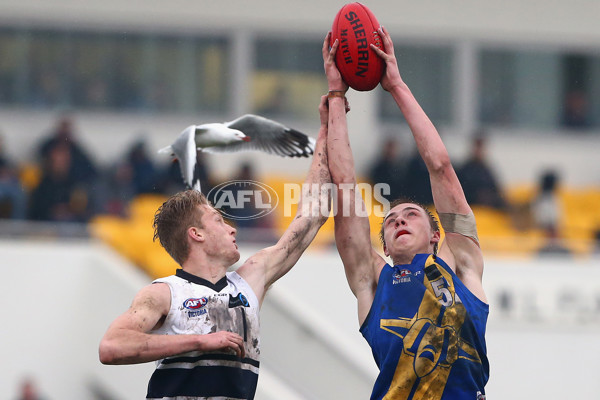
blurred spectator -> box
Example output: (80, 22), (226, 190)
(531, 169), (572, 256)
(403, 148), (433, 206)
(532, 169), (561, 231)
(457, 134), (506, 210)
(28, 143), (91, 222)
(368, 138), (406, 202)
(15, 376), (46, 400)
(95, 161), (135, 217)
(561, 89), (591, 129)
(126, 138), (159, 195)
(0, 134), (27, 219)
(37, 115), (98, 183)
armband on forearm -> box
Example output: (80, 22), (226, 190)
(438, 212), (479, 245)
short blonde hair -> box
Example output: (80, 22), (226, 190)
(153, 190), (209, 265)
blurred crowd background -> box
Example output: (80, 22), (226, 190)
(1, 12), (600, 257)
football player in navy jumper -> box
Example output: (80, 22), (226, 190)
(323, 28), (489, 400)
(99, 96), (333, 400)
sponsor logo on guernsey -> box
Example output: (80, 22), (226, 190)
(183, 297), (208, 317)
(476, 391), (486, 400)
(229, 293), (250, 308)
(183, 297), (208, 309)
(393, 269), (412, 284)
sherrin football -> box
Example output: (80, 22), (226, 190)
(330, 2), (385, 91)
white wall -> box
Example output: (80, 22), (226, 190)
(0, 239), (154, 399)
(2, 240), (600, 399)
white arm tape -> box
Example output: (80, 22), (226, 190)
(438, 212), (479, 245)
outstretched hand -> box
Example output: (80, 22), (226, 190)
(199, 331), (246, 358)
(370, 26), (403, 92)
(322, 32), (349, 92)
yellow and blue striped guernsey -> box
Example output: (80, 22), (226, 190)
(360, 254), (489, 400)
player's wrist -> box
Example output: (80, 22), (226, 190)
(195, 334), (207, 352)
(386, 80), (408, 93)
(327, 90), (347, 99)
(327, 85), (348, 92)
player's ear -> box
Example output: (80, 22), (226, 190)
(188, 227), (204, 243)
(383, 242), (389, 257)
(430, 230), (441, 246)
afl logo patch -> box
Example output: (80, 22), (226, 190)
(183, 297), (208, 310)
(393, 268), (412, 284)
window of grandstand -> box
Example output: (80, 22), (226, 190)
(252, 37), (327, 120)
(478, 48), (600, 130)
(0, 28), (230, 113)
(0, 29), (26, 104)
(378, 43), (454, 126)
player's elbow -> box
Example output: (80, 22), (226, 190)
(428, 153), (453, 176)
(297, 209), (328, 228)
(99, 339), (120, 365)
(297, 196), (331, 226)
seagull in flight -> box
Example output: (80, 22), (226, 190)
(159, 114), (315, 192)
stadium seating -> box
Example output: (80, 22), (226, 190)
(90, 182), (600, 278)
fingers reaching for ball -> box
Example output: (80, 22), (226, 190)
(370, 26), (395, 60)
(323, 31), (348, 92)
(370, 26), (403, 92)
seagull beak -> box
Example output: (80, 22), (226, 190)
(241, 136), (251, 142)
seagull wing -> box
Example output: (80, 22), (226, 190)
(202, 114), (315, 158)
(168, 126), (200, 191)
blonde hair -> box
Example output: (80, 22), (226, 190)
(153, 190), (209, 265)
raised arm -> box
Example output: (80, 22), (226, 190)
(99, 283), (245, 364)
(372, 27), (486, 302)
(236, 96), (332, 305)
(323, 32), (386, 323)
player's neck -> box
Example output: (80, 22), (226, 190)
(181, 251), (229, 284)
(392, 252), (416, 266)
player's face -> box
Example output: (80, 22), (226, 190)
(200, 206), (240, 264)
(382, 203), (438, 260)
